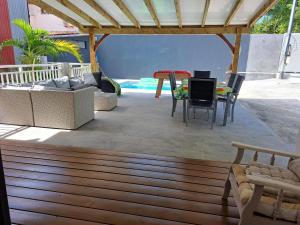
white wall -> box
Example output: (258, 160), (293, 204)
(278, 33), (300, 74)
(29, 4), (79, 34)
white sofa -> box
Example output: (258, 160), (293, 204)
(0, 89), (34, 126)
(31, 87), (95, 129)
(0, 87), (95, 129)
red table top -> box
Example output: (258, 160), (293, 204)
(153, 70), (192, 78)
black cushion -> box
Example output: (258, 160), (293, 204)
(71, 83), (93, 91)
(101, 79), (115, 93)
(92, 72), (102, 89)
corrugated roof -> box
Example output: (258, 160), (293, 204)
(28, 0), (278, 34)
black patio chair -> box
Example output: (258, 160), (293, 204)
(193, 70), (211, 79)
(169, 73), (186, 122)
(226, 73), (237, 88)
(187, 78), (217, 129)
(169, 72), (181, 117)
(218, 74), (245, 122)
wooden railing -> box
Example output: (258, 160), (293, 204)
(0, 63), (91, 85)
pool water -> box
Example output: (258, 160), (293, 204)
(120, 78), (171, 91)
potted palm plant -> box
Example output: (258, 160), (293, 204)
(1, 18), (82, 67)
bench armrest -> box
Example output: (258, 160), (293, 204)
(231, 142), (300, 164)
(246, 175), (300, 195)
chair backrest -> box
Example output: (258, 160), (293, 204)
(193, 71), (211, 79)
(232, 75), (245, 94)
(169, 72), (177, 99)
(188, 78), (216, 106)
(169, 72), (177, 91)
(227, 73), (237, 88)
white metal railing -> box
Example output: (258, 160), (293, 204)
(69, 63), (92, 78)
(0, 63), (91, 85)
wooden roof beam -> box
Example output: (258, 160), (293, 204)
(84, 0), (120, 28)
(248, 0), (278, 27)
(112, 0), (140, 28)
(216, 34), (234, 53)
(84, 25), (250, 34)
(201, 0), (210, 27)
(174, 0), (182, 28)
(225, 0), (244, 26)
(57, 0), (102, 28)
(29, 0), (84, 30)
(143, 0), (160, 28)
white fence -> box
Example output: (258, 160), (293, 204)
(0, 63), (91, 85)
(68, 63), (92, 78)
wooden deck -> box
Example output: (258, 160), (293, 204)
(0, 140), (239, 225)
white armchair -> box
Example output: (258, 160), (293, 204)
(223, 142), (300, 225)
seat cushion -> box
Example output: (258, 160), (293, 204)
(102, 76), (121, 96)
(83, 73), (98, 86)
(35, 79), (56, 88)
(69, 77), (84, 88)
(174, 87), (185, 100)
(92, 72), (102, 89)
(246, 161), (300, 198)
(53, 76), (71, 89)
(232, 164), (300, 222)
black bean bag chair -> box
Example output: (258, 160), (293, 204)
(92, 72), (121, 95)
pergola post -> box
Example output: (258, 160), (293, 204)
(89, 28), (97, 72)
(231, 29), (242, 73)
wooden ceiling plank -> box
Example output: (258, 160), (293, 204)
(225, 0), (244, 26)
(29, 0), (84, 30)
(143, 0), (160, 28)
(84, 0), (120, 28)
(57, 0), (102, 28)
(201, 0), (210, 27)
(174, 0), (182, 28)
(112, 0), (140, 28)
(248, 0), (278, 27)
(84, 25), (250, 34)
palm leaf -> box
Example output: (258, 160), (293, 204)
(12, 18), (33, 38)
(3, 19), (83, 64)
(1, 39), (24, 49)
(54, 40), (83, 63)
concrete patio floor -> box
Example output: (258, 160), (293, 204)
(0, 82), (292, 162)
(239, 77), (300, 151)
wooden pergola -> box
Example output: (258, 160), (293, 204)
(29, 0), (278, 73)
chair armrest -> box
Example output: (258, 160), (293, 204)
(246, 175), (300, 195)
(231, 142), (300, 164)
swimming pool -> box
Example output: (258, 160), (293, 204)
(119, 78), (171, 91)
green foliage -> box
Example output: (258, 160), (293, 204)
(1, 18), (82, 64)
(252, 0), (300, 34)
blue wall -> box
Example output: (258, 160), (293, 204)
(98, 35), (249, 80)
(53, 34), (251, 80)
(7, 0), (29, 64)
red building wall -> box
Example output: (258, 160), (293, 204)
(0, 0), (15, 65)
